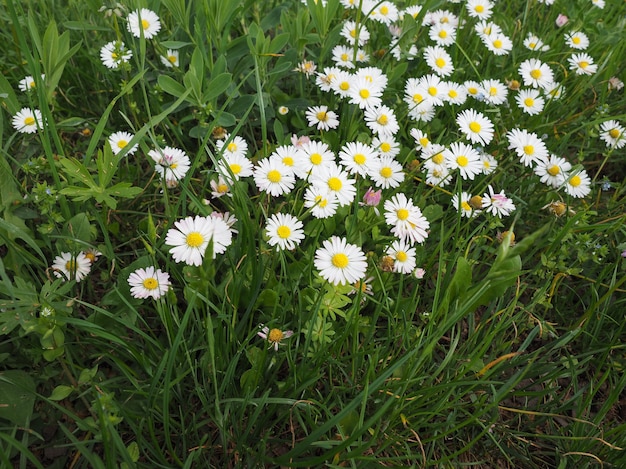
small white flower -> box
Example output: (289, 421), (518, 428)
(108, 131), (138, 155)
(265, 213), (305, 251)
(52, 252), (91, 282)
(314, 236), (368, 286)
(128, 266), (171, 300)
(127, 8), (161, 39)
(12, 108), (43, 134)
(164, 215), (233, 265)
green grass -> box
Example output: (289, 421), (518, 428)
(1, 0), (626, 467)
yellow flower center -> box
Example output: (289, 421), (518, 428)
(579, 61), (589, 69)
(65, 260), (76, 271)
(117, 140), (128, 149)
(428, 86), (437, 96)
(29, 81), (36, 88)
(84, 252), (97, 263)
(267, 169), (281, 183)
(380, 5), (389, 15)
(419, 137), (429, 147)
(462, 201), (472, 211)
(341, 53), (349, 61)
(24, 117), (35, 126)
(530, 69), (542, 79)
(468, 87), (478, 95)
(413, 93), (424, 104)
(435, 58), (446, 68)
(529, 42), (536, 49)
(359, 89), (370, 99)
(353, 153), (366, 165)
(227, 142), (238, 152)
(268, 328), (284, 342)
(332, 253), (349, 268)
(523, 145), (534, 155)
(217, 184), (229, 193)
(377, 115), (389, 125)
(111, 52), (119, 60)
(350, 29), (356, 38)
(186, 232), (204, 248)
(310, 153), (322, 165)
(572, 36), (581, 44)
(141, 19), (150, 30)
(168, 55), (177, 64)
(315, 195), (328, 208)
(396, 251), (408, 262)
(142, 277), (158, 290)
(547, 165), (560, 176)
(475, 5), (484, 13)
(170, 162), (178, 169)
(489, 87), (497, 96)
(276, 225), (291, 239)
(469, 122), (481, 133)
(327, 177), (342, 191)
(432, 152), (444, 164)
(282, 156), (294, 166)
(609, 129), (621, 138)
(230, 163), (242, 174)
(438, 30), (448, 39)
(380, 167), (392, 178)
(380, 142), (391, 153)
(316, 111), (327, 121)
(448, 89), (458, 98)
(396, 208), (409, 220)
(569, 175), (581, 187)
(340, 81), (350, 91)
(456, 155), (469, 167)
(524, 97), (535, 107)
(493, 39), (502, 49)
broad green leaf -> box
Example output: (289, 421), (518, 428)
(49, 384), (73, 401)
(158, 75), (186, 98)
(204, 73), (232, 101)
(0, 371), (36, 425)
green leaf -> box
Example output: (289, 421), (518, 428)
(78, 366), (99, 385)
(0, 371), (36, 425)
(49, 384), (73, 401)
(126, 441), (140, 462)
(204, 72), (232, 101)
(158, 74), (186, 99)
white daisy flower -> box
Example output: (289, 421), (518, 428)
(268, 144), (302, 172)
(298, 140), (336, 177)
(52, 252), (91, 282)
(165, 215), (232, 265)
(534, 154), (571, 188)
(305, 105), (340, 131)
(568, 53), (598, 75)
(368, 154), (404, 189)
(516, 88), (545, 115)
(456, 109), (494, 145)
(364, 105), (399, 137)
(310, 163), (357, 207)
(316, 66), (342, 92)
(338, 141), (379, 177)
(451, 191), (479, 218)
(340, 20), (370, 46)
(523, 33), (550, 51)
(100, 41), (132, 69)
(12, 108), (43, 134)
(565, 31), (589, 50)
(18, 74), (44, 92)
(371, 136), (401, 158)
(466, 0), (493, 19)
(483, 32), (513, 56)
(160, 49), (179, 68)
(424, 45), (454, 77)
(599, 120), (626, 149)
(216, 135), (249, 159)
(506, 128), (549, 167)
(314, 236), (368, 286)
(384, 193), (430, 245)
(265, 213), (305, 251)
(348, 75), (383, 109)
(127, 8), (161, 39)
(474, 20), (501, 38)
(149, 146), (191, 182)
(519, 59), (554, 89)
(481, 186), (516, 217)
(480, 152), (498, 175)
(210, 176), (232, 198)
(128, 266), (171, 300)
(445, 81), (468, 105)
(444, 142), (483, 180)
(386, 240), (417, 274)
(429, 22), (456, 47)
(303, 186), (339, 219)
(330, 69), (355, 98)
(481, 79), (508, 105)
(564, 170), (591, 198)
(108, 131), (138, 155)
(331, 44), (356, 69)
(253, 158), (296, 197)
